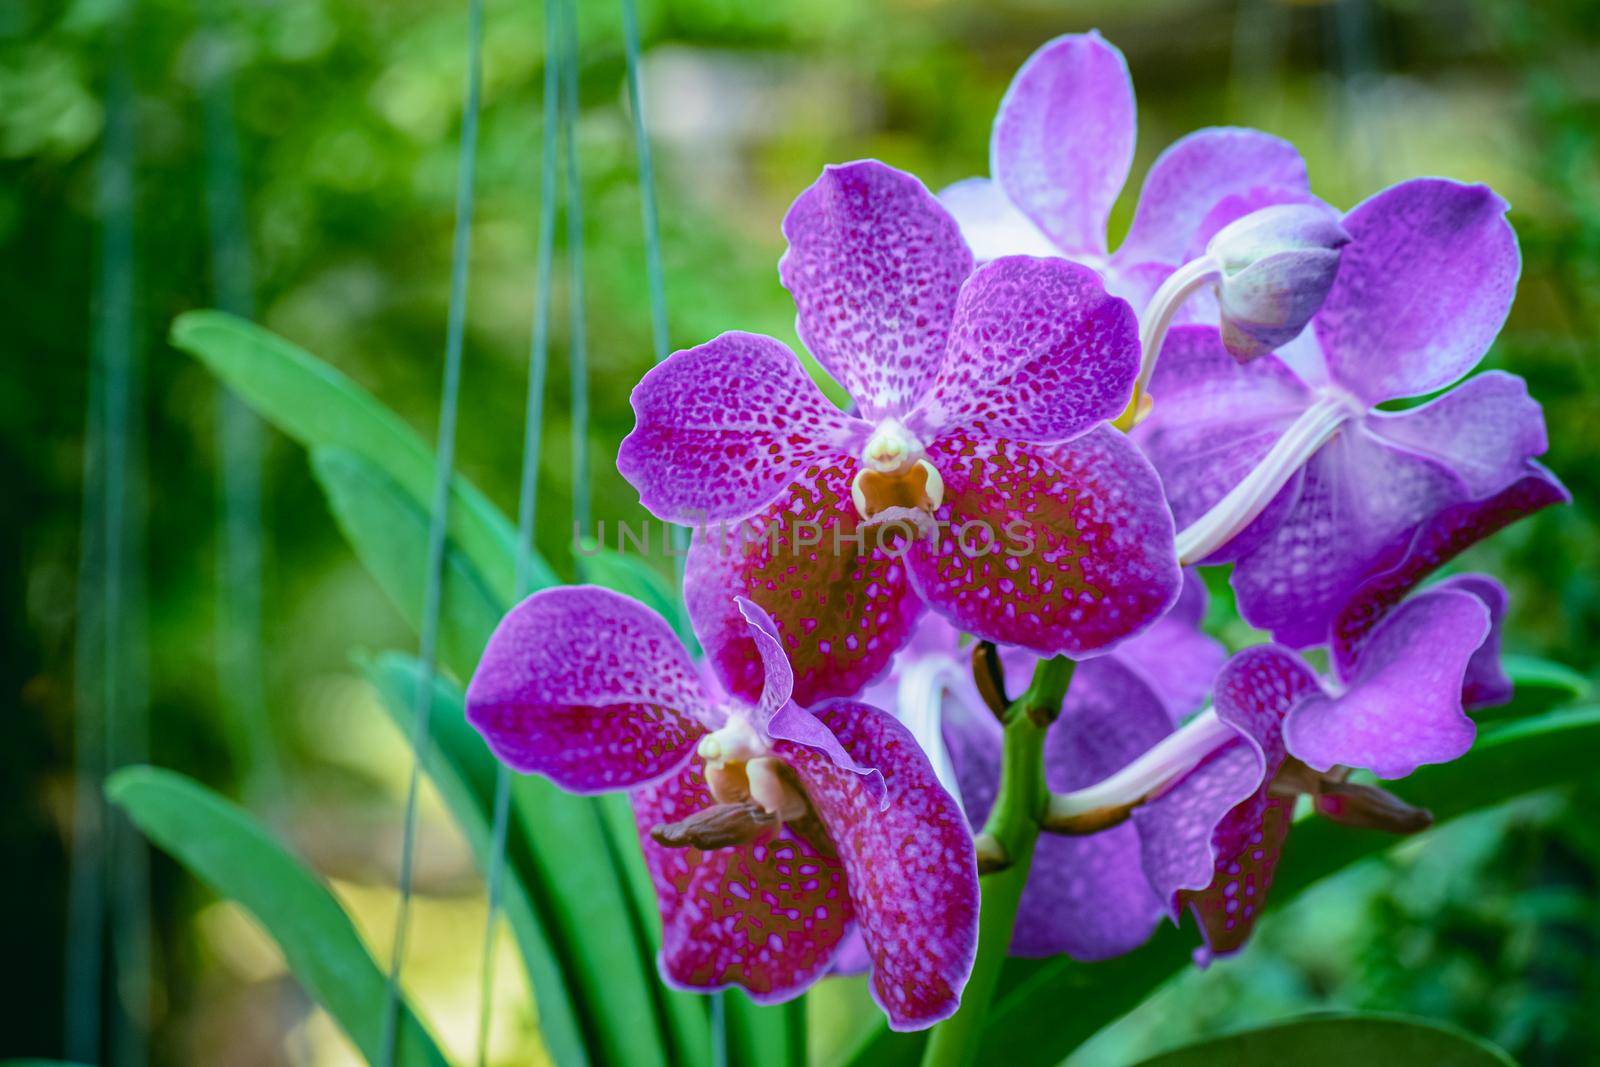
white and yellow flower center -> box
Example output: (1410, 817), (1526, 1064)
(850, 417), (944, 521)
(696, 719), (808, 820)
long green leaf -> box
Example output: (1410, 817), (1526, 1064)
(1488, 654), (1592, 721)
(361, 652), (591, 1067)
(170, 310), (557, 598)
(1129, 1013), (1514, 1067)
(105, 767), (449, 1067)
(576, 543), (694, 649)
(846, 705), (1600, 1067)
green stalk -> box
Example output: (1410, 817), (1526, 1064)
(921, 656), (1075, 1067)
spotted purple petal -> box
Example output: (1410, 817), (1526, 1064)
(618, 332), (868, 523)
(780, 701), (979, 1031)
(1135, 326), (1312, 534)
(1285, 588), (1487, 779)
(908, 427), (1181, 657)
(1115, 127), (1309, 268)
(910, 256), (1139, 443)
(1231, 425), (1468, 648)
(991, 32), (1135, 257)
(1366, 371), (1548, 498)
(632, 756), (852, 1002)
(1133, 646), (1318, 916)
(465, 586), (713, 793)
(779, 161), (974, 420)
(1438, 574), (1513, 711)
(1181, 794), (1294, 964)
(1330, 464), (1569, 674)
(735, 596), (796, 725)
(1314, 179), (1520, 404)
(685, 462), (924, 707)
(937, 177), (1059, 262)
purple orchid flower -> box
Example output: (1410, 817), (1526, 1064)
(618, 158), (1181, 708)
(1136, 177), (1554, 647)
(856, 574), (1226, 962)
(940, 31), (1313, 311)
(1130, 580), (1496, 962)
(465, 586), (978, 1029)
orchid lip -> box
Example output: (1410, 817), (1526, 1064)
(851, 417), (945, 521)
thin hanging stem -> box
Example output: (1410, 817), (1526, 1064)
(473, 0), (562, 1059)
(921, 657), (1075, 1067)
(379, 0), (485, 1061)
(199, 0), (282, 812)
(560, 0), (591, 537)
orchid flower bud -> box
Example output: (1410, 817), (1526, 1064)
(1205, 202), (1351, 361)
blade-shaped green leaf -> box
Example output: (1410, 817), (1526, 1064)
(171, 310), (557, 598)
(361, 652), (591, 1067)
(726, 992), (807, 1067)
(311, 446), (503, 680)
(845, 705), (1600, 1067)
(1128, 1013), (1514, 1067)
(104, 767), (449, 1067)
(1486, 654), (1592, 721)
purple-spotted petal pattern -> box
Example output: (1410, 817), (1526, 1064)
(912, 256), (1139, 443)
(618, 332), (866, 523)
(1367, 371), (1547, 498)
(632, 757), (852, 1002)
(1116, 127), (1309, 268)
(1330, 464), (1569, 674)
(1181, 795), (1294, 963)
(1315, 179), (1520, 404)
(1286, 589), (1486, 779)
(1134, 646), (1318, 915)
(780, 701), (979, 1031)
(466, 586), (712, 793)
(908, 428), (1181, 657)
(735, 597), (796, 725)
(779, 161), (973, 420)
(685, 462), (924, 707)
(1136, 326), (1312, 532)
(937, 177), (1059, 262)
(1231, 425), (1468, 648)
(1438, 574), (1513, 711)
(991, 32), (1135, 256)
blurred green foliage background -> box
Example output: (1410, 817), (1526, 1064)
(4, 0), (1598, 1063)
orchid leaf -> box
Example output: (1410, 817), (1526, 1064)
(1128, 1013), (1515, 1066)
(170, 310), (557, 598)
(104, 767), (449, 1067)
(575, 542), (696, 650)
(360, 652), (591, 1066)
(845, 705), (1600, 1067)
(1487, 654), (1592, 720)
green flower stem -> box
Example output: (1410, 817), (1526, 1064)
(922, 655), (1075, 1067)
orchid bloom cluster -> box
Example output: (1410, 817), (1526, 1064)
(465, 31), (1567, 1032)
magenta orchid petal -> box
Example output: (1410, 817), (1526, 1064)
(1314, 179), (1520, 404)
(1117, 571), (1229, 719)
(1330, 464), (1569, 673)
(1181, 794), (1295, 964)
(1133, 646), (1318, 917)
(734, 596), (797, 725)
(1286, 589), (1487, 780)
(991, 32), (1135, 257)
(1437, 574), (1514, 710)
(1115, 127), (1309, 268)
(779, 160), (974, 420)
(1136, 326), (1312, 532)
(913, 256), (1139, 443)
(779, 701), (979, 1031)
(632, 757), (853, 1002)
(684, 464), (924, 707)
(908, 427), (1181, 657)
(937, 177), (1059, 262)
(767, 702), (886, 808)
(465, 586), (712, 793)
(618, 332), (867, 523)
(1367, 371), (1548, 499)
(1231, 426), (1468, 648)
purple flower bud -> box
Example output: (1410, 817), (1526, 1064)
(1206, 203), (1350, 360)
